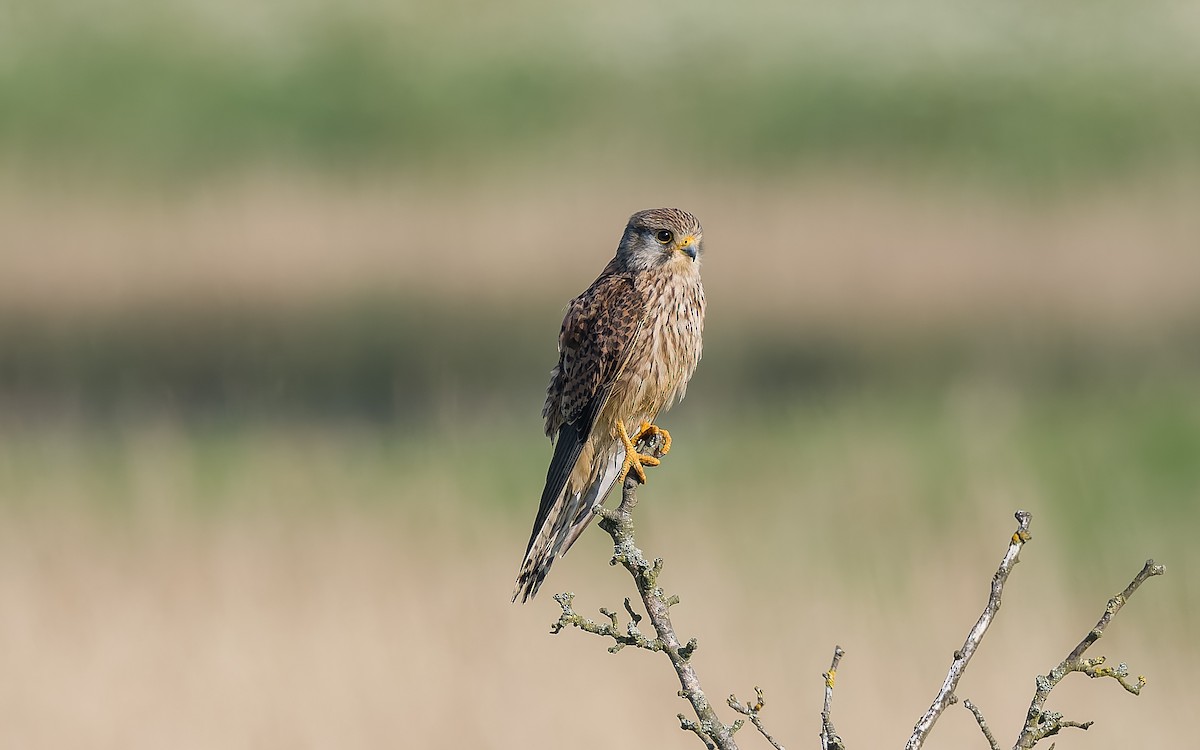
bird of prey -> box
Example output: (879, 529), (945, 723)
(513, 208), (706, 602)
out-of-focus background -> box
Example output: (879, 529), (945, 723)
(2, 1), (1197, 747)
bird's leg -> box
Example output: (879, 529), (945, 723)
(616, 419), (662, 485)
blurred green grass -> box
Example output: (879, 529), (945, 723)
(3, 0), (1200, 184)
(5, 372), (1196, 592)
(0, 407), (1191, 748)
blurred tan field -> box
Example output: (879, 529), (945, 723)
(0, 419), (1194, 749)
(5, 174), (1200, 332)
(3, 0), (1199, 746)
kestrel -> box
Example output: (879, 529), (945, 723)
(513, 208), (706, 603)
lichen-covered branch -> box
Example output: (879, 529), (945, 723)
(542, 441), (1164, 750)
(1013, 559), (1166, 749)
(905, 510), (1033, 750)
(551, 593), (663, 653)
(820, 646), (847, 750)
(550, 432), (745, 750)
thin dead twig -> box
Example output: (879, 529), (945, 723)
(962, 699), (1000, 750)
(820, 646), (847, 750)
(906, 510), (1033, 750)
(728, 686), (786, 750)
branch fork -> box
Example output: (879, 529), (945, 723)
(543, 436), (1166, 750)
(550, 431), (758, 749)
(1014, 559), (1165, 748)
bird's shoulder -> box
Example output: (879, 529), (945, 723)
(561, 267), (645, 349)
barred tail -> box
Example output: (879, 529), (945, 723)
(512, 446), (624, 602)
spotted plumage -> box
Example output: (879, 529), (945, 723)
(513, 208), (706, 602)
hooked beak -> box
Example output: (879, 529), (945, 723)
(679, 235), (699, 261)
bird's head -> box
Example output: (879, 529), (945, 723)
(616, 208), (704, 273)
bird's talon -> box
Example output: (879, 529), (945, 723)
(617, 419), (668, 485)
(632, 422), (673, 456)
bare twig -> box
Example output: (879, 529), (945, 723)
(820, 646), (847, 750)
(1065, 560), (1164, 665)
(962, 699), (1000, 750)
(728, 686), (786, 750)
(1013, 559), (1165, 748)
(551, 432), (743, 749)
(906, 510), (1033, 750)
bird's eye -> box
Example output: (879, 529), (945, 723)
(654, 229), (674, 245)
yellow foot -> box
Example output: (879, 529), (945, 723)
(616, 419), (666, 485)
(632, 421), (671, 456)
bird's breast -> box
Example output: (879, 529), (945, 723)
(609, 272), (705, 425)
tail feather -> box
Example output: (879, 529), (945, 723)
(512, 485), (573, 603)
(522, 422), (587, 561)
(513, 448), (624, 603)
(555, 451), (623, 557)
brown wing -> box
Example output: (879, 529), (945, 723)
(514, 270), (647, 600)
(547, 271), (646, 434)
